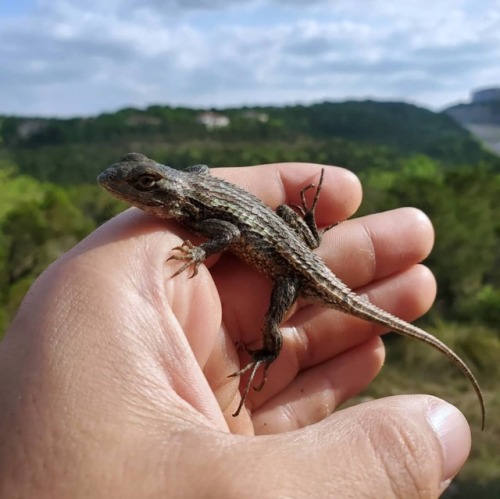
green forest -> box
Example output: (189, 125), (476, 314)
(1, 101), (499, 496)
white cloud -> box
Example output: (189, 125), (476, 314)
(1, 0), (500, 115)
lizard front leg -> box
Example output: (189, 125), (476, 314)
(229, 276), (300, 416)
(169, 219), (241, 277)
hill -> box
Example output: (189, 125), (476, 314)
(1, 100), (498, 184)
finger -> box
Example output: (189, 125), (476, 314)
(251, 337), (385, 434)
(292, 264), (437, 369)
(319, 206), (434, 288)
(214, 162), (363, 226)
(220, 396), (471, 498)
(216, 166), (433, 289)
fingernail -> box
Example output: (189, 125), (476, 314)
(426, 401), (471, 485)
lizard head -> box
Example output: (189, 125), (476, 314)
(97, 152), (187, 219)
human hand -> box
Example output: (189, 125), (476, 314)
(0, 163), (471, 497)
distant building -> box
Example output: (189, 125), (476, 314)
(197, 111), (230, 129)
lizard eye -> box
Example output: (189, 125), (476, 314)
(133, 174), (157, 191)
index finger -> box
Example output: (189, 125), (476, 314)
(213, 162), (363, 227)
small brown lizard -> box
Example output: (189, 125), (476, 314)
(98, 153), (485, 427)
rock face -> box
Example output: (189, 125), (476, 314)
(444, 88), (500, 155)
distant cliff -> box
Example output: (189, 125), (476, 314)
(445, 88), (500, 155)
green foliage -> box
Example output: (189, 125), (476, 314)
(66, 184), (126, 225)
(462, 285), (500, 327)
(3, 276), (33, 327)
(0, 159), (45, 218)
(360, 162), (500, 319)
(0, 183), (96, 332)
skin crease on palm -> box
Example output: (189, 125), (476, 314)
(0, 162), (472, 498)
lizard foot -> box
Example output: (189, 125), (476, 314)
(228, 349), (276, 417)
(168, 240), (206, 278)
(290, 168), (339, 235)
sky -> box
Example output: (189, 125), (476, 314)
(1, 0), (500, 117)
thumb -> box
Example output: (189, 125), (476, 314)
(228, 395), (470, 498)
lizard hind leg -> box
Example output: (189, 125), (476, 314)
(228, 276), (300, 417)
(276, 168), (339, 249)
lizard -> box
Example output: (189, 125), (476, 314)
(97, 152), (485, 427)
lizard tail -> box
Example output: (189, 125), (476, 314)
(340, 293), (485, 430)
